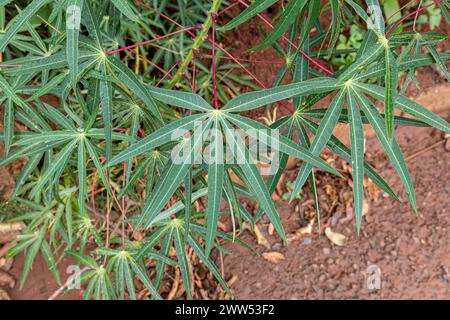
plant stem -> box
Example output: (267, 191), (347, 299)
(211, 13), (219, 109)
(170, 0), (223, 86)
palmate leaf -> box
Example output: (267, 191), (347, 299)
(222, 0), (278, 31)
(107, 56), (163, 123)
(30, 139), (78, 199)
(303, 108), (431, 127)
(354, 82), (450, 134)
(137, 119), (213, 230)
(220, 117), (287, 243)
(346, 91), (365, 232)
(225, 113), (342, 177)
(109, 113), (208, 166)
(352, 88), (416, 210)
(427, 45), (450, 82)
(0, 0), (50, 51)
(289, 89), (345, 200)
(300, 118), (400, 202)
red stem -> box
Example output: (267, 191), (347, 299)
(218, 2), (240, 17)
(237, 0), (334, 76)
(156, 61), (180, 86)
(386, 0), (443, 37)
(104, 26), (202, 55)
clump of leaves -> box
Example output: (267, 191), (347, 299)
(331, 25), (364, 68)
(0, 0), (449, 300)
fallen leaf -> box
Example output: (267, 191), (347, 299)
(0, 270), (15, 289)
(254, 225), (271, 250)
(325, 227), (347, 246)
(0, 222), (25, 244)
(262, 252), (285, 264)
(362, 200), (370, 216)
(298, 220), (314, 236)
(0, 257), (13, 272)
(268, 223), (274, 236)
(0, 288), (10, 301)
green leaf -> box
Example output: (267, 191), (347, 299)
(354, 82), (450, 134)
(384, 48), (397, 140)
(427, 45), (450, 82)
(174, 227), (192, 299)
(304, 108), (430, 127)
(251, 0), (306, 51)
(109, 114), (208, 166)
(3, 99), (14, 155)
(77, 140), (86, 213)
(222, 0), (278, 31)
(338, 43), (384, 81)
(187, 234), (232, 297)
(111, 0), (138, 21)
(30, 139), (78, 198)
(352, 88), (416, 210)
(84, 139), (112, 195)
(138, 119), (213, 230)
(0, 0), (50, 51)
(225, 113), (342, 177)
(100, 77), (113, 161)
(223, 78), (338, 112)
(107, 56), (163, 123)
(205, 118), (225, 258)
(221, 118), (286, 243)
(183, 169), (192, 242)
(300, 118), (400, 202)
(82, 0), (101, 46)
(66, 0), (84, 89)
(148, 86), (213, 112)
(40, 240), (61, 285)
(290, 89), (345, 200)
(129, 257), (162, 299)
(20, 227), (45, 288)
(347, 91), (365, 232)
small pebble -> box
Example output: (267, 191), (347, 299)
(323, 247), (331, 255)
(271, 242), (283, 251)
(302, 237), (312, 245)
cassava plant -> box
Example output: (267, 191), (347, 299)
(0, 0), (449, 300)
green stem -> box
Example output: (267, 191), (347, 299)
(170, 0), (223, 86)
